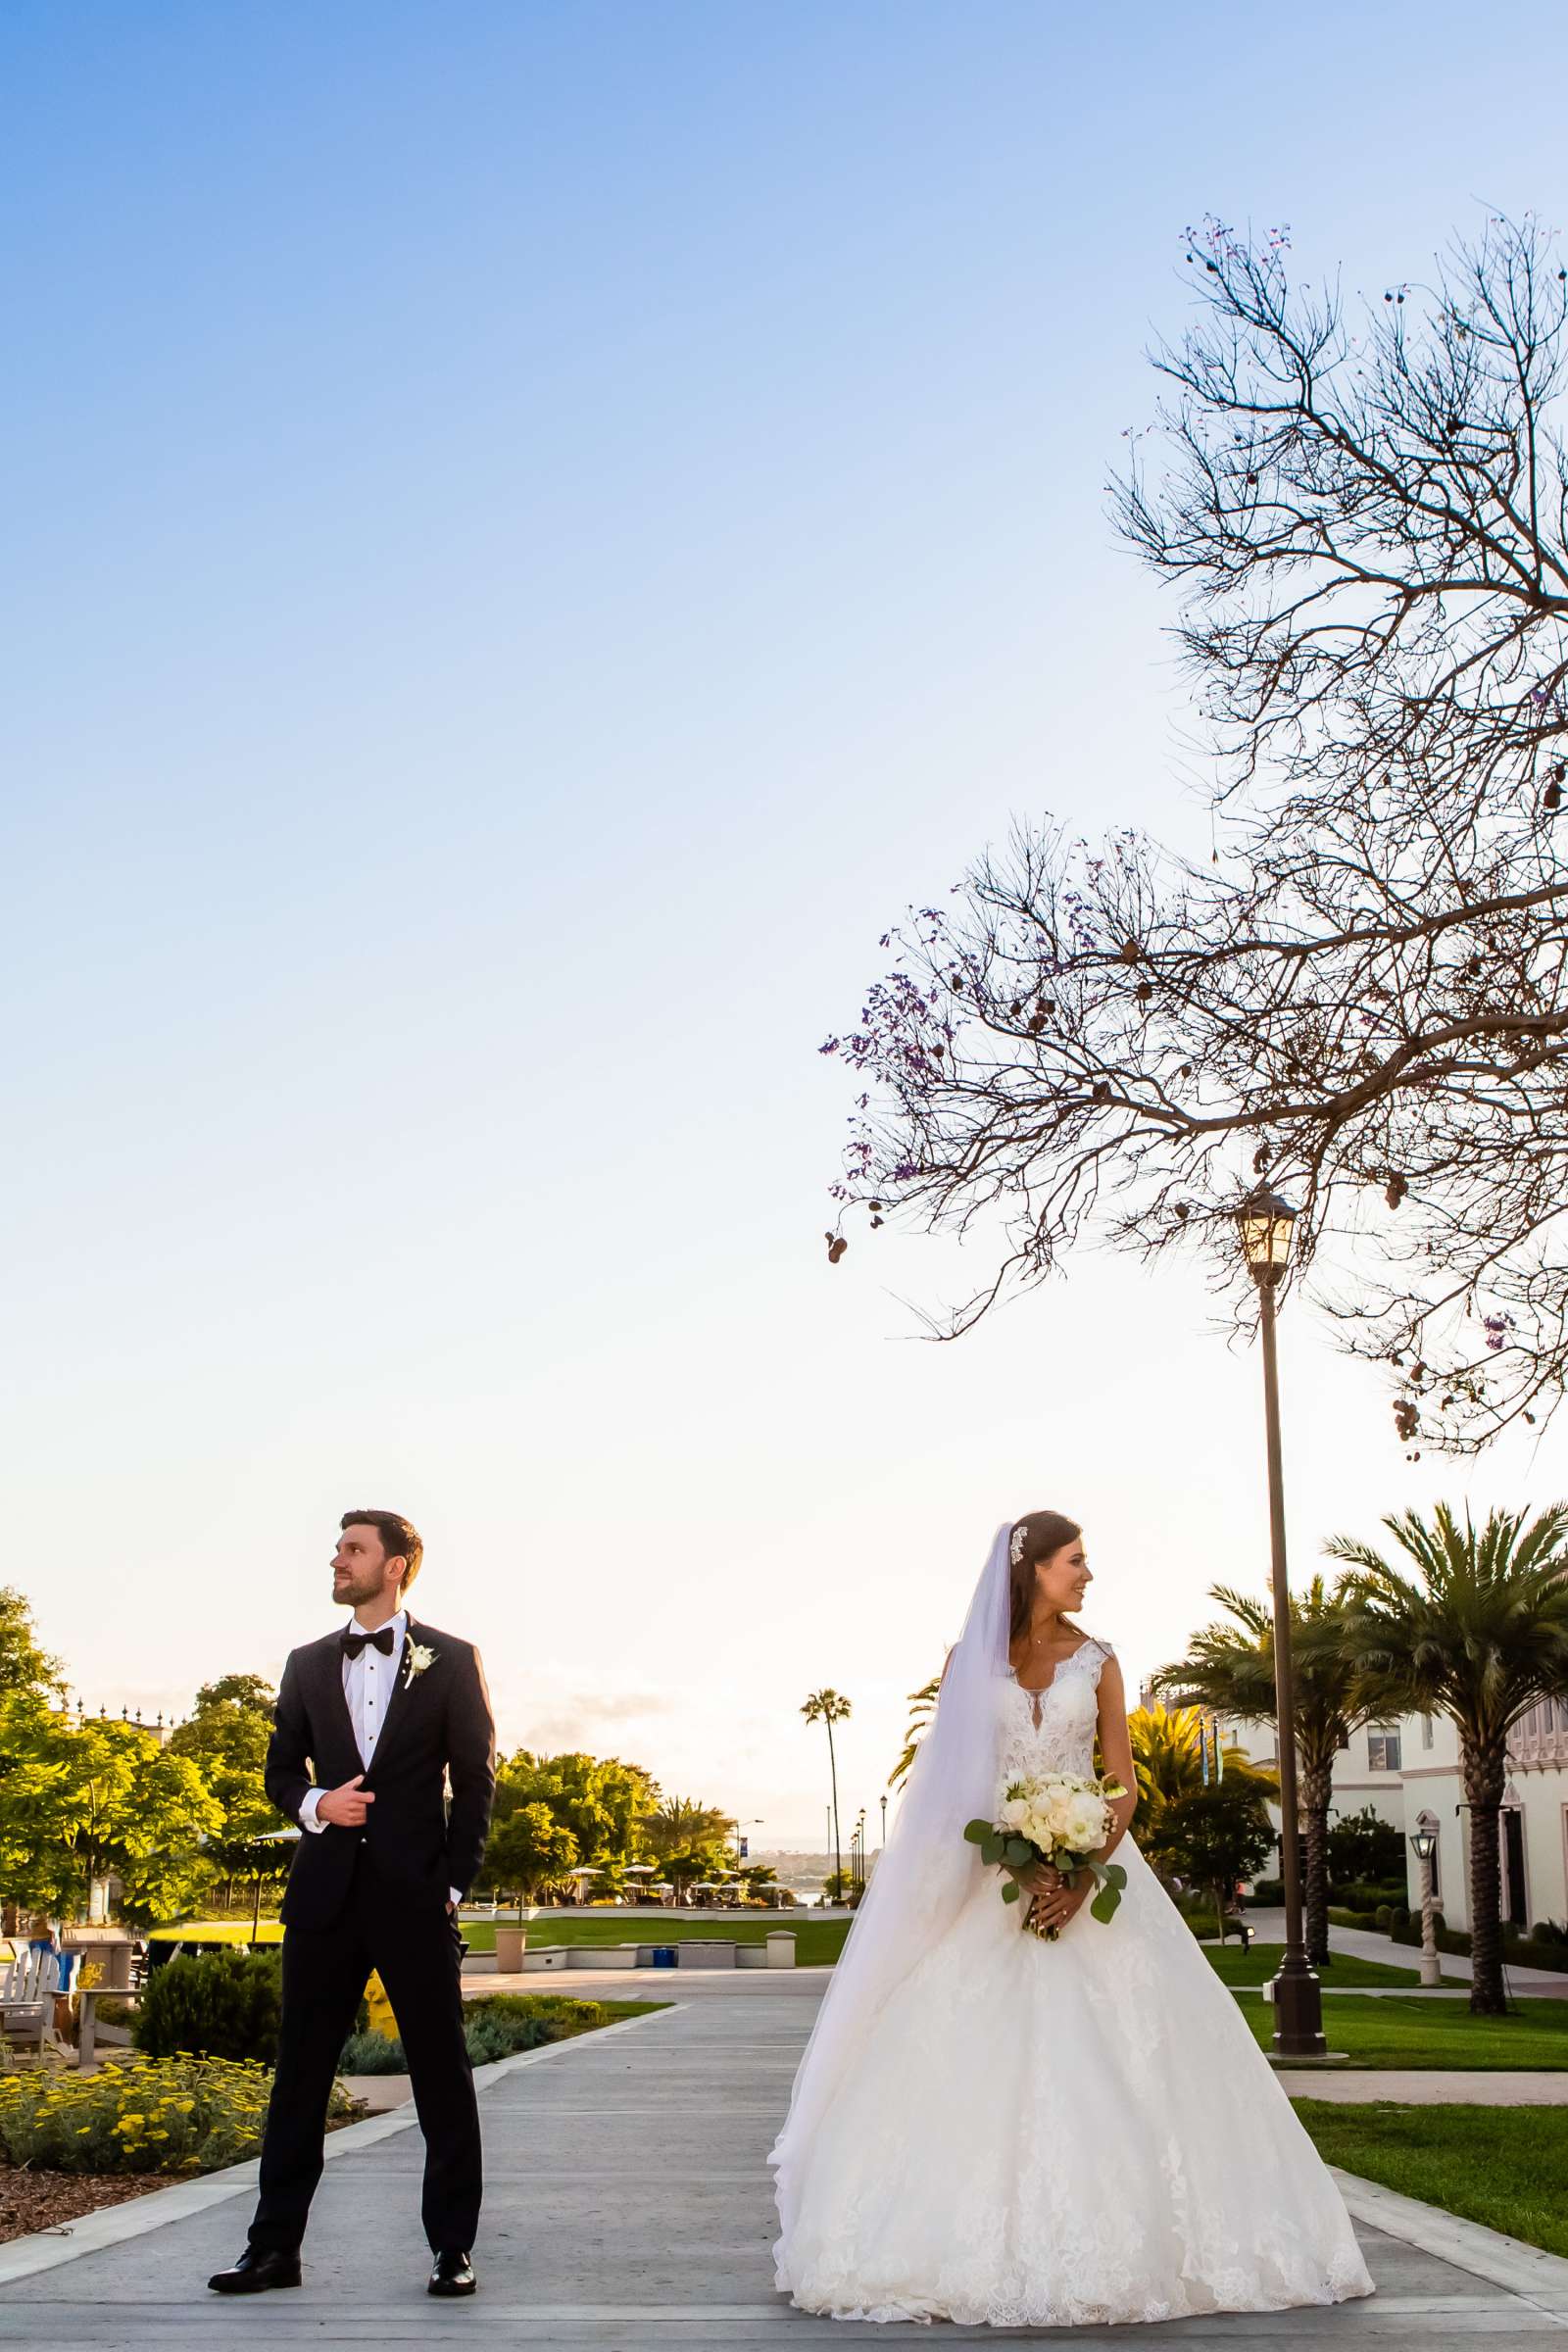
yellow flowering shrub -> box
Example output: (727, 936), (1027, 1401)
(0, 2057), (353, 2175)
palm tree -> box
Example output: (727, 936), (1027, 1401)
(1125, 1702), (1206, 1857)
(1329, 1502), (1568, 2016)
(802, 1689), (852, 1893)
(1125, 1703), (1277, 1880)
(888, 1670), (942, 1791)
(640, 1795), (731, 1863)
(1152, 1577), (1393, 1966)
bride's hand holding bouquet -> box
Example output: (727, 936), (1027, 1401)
(963, 1771), (1128, 1941)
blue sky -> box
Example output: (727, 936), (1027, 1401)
(5, 3), (1567, 1841)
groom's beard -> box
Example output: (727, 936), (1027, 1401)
(334, 1576), (385, 1608)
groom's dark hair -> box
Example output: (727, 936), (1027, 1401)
(341, 1508), (423, 1597)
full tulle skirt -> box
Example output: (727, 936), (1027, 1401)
(772, 1838), (1373, 2328)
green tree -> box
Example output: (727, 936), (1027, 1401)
(802, 1689), (852, 1892)
(482, 1801), (579, 1915)
(0, 1588), (62, 1698)
(0, 1701), (220, 1924)
(1325, 1806), (1406, 1891)
(66, 1716), (220, 1926)
(0, 1689), (79, 1915)
(1330, 1501), (1568, 2015)
(639, 1795), (731, 1862)
(492, 1751), (659, 1871)
(1124, 1703), (1203, 1857)
(1152, 1576), (1392, 1965)
(1158, 1780), (1277, 1942)
(662, 1842), (731, 1902)
(167, 1674), (277, 1909)
(190, 1673), (276, 1716)
(1125, 1704), (1276, 1879)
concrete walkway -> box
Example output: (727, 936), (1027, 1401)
(3, 1984), (1567, 2345)
(1275, 2070), (1568, 2104)
(1249, 1911), (1568, 1997)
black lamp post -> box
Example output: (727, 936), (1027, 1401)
(1238, 1186), (1327, 2059)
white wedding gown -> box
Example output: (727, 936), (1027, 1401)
(773, 1641), (1373, 2328)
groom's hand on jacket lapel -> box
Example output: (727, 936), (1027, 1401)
(316, 1775), (374, 1829)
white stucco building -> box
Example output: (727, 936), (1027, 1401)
(1228, 1703), (1568, 1933)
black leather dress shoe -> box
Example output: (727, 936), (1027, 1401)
(208, 2247), (302, 2294)
(428, 2249), (477, 2296)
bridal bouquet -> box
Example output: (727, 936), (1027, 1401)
(964, 1772), (1128, 1938)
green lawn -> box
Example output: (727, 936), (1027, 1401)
(1296, 2102), (1568, 2259)
(1237, 1993), (1568, 2069)
(1205, 1944), (1437, 1989)
(463, 1915), (852, 1968)
(460, 1922), (1447, 1984)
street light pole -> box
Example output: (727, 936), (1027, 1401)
(1242, 1188), (1327, 2061)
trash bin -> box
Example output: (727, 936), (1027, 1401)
(651, 1946), (677, 1968)
(494, 1926), (525, 1972)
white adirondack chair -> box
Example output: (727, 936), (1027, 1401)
(0, 1943), (62, 2054)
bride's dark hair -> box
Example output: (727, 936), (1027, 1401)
(1008, 1509), (1083, 1641)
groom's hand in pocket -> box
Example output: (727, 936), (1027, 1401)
(317, 1775), (375, 1828)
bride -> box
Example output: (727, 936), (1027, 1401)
(770, 1511), (1373, 2328)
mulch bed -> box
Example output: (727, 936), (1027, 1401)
(0, 2163), (166, 2248)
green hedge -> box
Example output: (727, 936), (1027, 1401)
(1389, 1913), (1568, 1972)
(338, 1992), (615, 2076)
(134, 1951), (282, 2066)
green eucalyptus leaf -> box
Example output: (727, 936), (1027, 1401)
(1090, 1883), (1122, 1925)
(1001, 1879), (1021, 1905)
(963, 1819), (992, 1844)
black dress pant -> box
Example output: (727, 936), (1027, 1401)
(250, 1853), (480, 2254)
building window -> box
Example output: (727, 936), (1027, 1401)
(1421, 1714), (1434, 1751)
(1367, 1730), (1402, 1773)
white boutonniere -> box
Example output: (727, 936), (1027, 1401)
(403, 1640), (438, 1690)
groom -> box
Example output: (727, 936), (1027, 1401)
(208, 1510), (496, 2300)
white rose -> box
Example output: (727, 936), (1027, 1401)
(1066, 1798), (1104, 1849)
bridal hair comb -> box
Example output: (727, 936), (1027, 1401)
(1009, 1523), (1028, 1567)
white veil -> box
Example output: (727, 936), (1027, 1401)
(770, 1520), (1013, 2242)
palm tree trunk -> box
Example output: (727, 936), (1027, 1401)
(1300, 1761), (1333, 1968)
(826, 1722), (843, 1894)
(1463, 1744), (1508, 2017)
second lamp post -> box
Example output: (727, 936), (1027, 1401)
(1239, 1187), (1327, 2060)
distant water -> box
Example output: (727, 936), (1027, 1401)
(774, 1867), (828, 1905)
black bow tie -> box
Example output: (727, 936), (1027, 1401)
(340, 1626), (395, 1660)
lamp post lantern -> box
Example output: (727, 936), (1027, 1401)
(1239, 1186), (1326, 2059)
(1409, 1827), (1442, 1986)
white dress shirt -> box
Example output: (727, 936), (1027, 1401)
(299, 1610), (461, 1907)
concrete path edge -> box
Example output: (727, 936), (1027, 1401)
(1331, 2166), (1568, 2317)
(0, 2000), (684, 2288)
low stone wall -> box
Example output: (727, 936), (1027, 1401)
(514, 1932), (797, 1973)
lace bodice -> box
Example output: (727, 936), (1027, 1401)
(998, 1638), (1111, 1788)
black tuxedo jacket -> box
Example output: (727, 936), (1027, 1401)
(265, 1617), (497, 1931)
